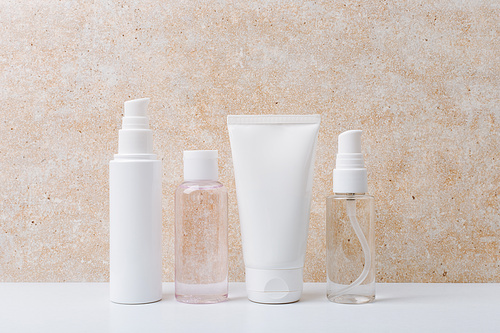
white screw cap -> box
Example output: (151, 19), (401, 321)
(183, 150), (218, 181)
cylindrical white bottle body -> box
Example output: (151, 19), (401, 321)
(109, 158), (162, 304)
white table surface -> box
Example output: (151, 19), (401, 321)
(0, 283), (499, 332)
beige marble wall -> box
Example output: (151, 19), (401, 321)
(0, 0), (498, 282)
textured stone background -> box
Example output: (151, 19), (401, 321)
(0, 0), (498, 282)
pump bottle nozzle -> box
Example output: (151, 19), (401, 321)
(338, 130), (362, 154)
(118, 98), (154, 155)
(333, 130), (367, 194)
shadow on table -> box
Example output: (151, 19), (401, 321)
(372, 294), (435, 304)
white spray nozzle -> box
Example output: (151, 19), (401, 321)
(118, 98), (154, 155)
(338, 130), (362, 154)
(333, 130), (367, 193)
(122, 98), (150, 130)
(124, 98), (150, 117)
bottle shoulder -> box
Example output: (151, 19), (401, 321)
(110, 156), (160, 163)
(176, 180), (227, 192)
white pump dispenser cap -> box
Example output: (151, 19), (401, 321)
(333, 130), (368, 193)
(118, 98), (154, 155)
(183, 150), (218, 181)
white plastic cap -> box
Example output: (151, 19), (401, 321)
(245, 267), (303, 304)
(183, 150), (218, 181)
(118, 98), (153, 155)
(123, 98), (150, 128)
(333, 130), (368, 193)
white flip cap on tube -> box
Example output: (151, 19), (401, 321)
(183, 150), (218, 181)
(333, 130), (368, 194)
(245, 267), (303, 304)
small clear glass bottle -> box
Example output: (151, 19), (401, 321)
(326, 193), (375, 304)
(327, 130), (375, 304)
(175, 150), (228, 304)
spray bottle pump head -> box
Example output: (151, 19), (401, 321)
(122, 98), (150, 130)
(118, 98), (154, 155)
(333, 130), (368, 193)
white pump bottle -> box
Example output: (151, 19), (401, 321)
(109, 98), (162, 304)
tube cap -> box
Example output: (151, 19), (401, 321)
(183, 150), (218, 181)
(245, 267), (303, 304)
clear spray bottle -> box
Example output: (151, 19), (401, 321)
(326, 130), (375, 304)
(175, 150), (228, 304)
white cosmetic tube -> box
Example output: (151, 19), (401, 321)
(227, 115), (321, 304)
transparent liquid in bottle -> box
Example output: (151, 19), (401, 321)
(326, 194), (375, 304)
(175, 180), (228, 304)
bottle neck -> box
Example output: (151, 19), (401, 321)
(113, 153), (157, 160)
(334, 192), (367, 196)
(183, 177), (218, 182)
(332, 168), (368, 193)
